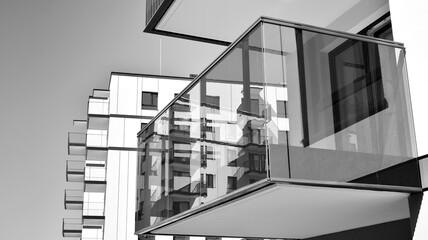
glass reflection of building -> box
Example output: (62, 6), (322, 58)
(136, 6), (422, 239)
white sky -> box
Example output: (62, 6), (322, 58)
(0, 1), (223, 240)
(0, 0), (426, 239)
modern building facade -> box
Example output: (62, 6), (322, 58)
(135, 0), (428, 239)
(63, 72), (191, 240)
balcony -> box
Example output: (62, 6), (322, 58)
(84, 161), (107, 192)
(68, 132), (108, 160)
(64, 189), (84, 210)
(82, 192), (105, 221)
(62, 218), (82, 238)
(136, 17), (421, 239)
(66, 160), (85, 182)
(68, 132), (86, 156)
(88, 96), (109, 130)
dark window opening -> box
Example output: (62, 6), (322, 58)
(227, 176), (237, 191)
(142, 91), (158, 109)
(172, 201), (190, 215)
(329, 39), (387, 133)
(206, 95), (220, 110)
(277, 100), (287, 118)
(206, 174), (214, 188)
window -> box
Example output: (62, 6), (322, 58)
(250, 98), (259, 115)
(206, 95), (220, 110)
(173, 171), (190, 177)
(277, 100), (287, 118)
(227, 176), (237, 190)
(172, 201), (190, 215)
(142, 91), (158, 109)
(227, 149), (237, 166)
(206, 174), (214, 188)
(329, 39), (387, 133)
(249, 153), (266, 172)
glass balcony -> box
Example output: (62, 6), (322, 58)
(136, 17), (420, 235)
(62, 218), (82, 237)
(82, 225), (104, 240)
(92, 89), (109, 98)
(66, 160), (85, 182)
(68, 132), (86, 156)
(88, 96), (109, 115)
(84, 160), (107, 193)
(86, 130), (108, 148)
(83, 192), (105, 217)
(64, 189), (84, 210)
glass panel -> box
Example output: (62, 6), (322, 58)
(136, 20), (419, 231)
(263, 24), (298, 179)
(282, 29), (417, 184)
(136, 23), (268, 229)
(88, 97), (109, 115)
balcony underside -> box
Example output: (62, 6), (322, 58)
(146, 0), (389, 44)
(138, 179), (417, 239)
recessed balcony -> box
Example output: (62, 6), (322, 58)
(66, 160), (85, 182)
(136, 17), (421, 239)
(64, 189), (84, 210)
(62, 218), (82, 238)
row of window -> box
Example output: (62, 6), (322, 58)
(142, 91), (288, 118)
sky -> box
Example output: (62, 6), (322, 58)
(0, 0), (427, 240)
(0, 1), (223, 239)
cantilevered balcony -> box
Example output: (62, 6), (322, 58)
(68, 132), (86, 156)
(81, 225), (104, 240)
(66, 160), (85, 182)
(87, 94), (109, 131)
(82, 192), (105, 224)
(136, 17), (421, 239)
(68, 132), (108, 160)
(64, 189), (84, 210)
(84, 160), (107, 192)
(62, 218), (82, 238)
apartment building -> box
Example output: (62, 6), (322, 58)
(136, 1), (428, 239)
(63, 72), (191, 240)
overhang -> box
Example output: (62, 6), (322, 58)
(137, 179), (417, 239)
(145, 0), (389, 44)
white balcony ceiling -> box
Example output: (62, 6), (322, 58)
(148, 183), (410, 239)
(156, 0), (389, 42)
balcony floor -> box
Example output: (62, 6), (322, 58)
(140, 179), (416, 239)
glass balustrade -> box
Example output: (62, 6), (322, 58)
(88, 97), (109, 115)
(136, 17), (418, 229)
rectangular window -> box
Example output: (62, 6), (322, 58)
(172, 201), (190, 215)
(206, 174), (214, 188)
(277, 100), (287, 118)
(142, 91), (158, 109)
(329, 40), (386, 133)
(206, 95), (220, 110)
(227, 149), (237, 166)
(227, 176), (237, 190)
